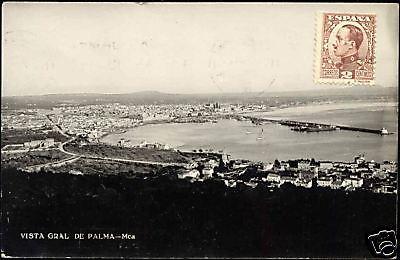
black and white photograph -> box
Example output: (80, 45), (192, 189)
(1, 2), (398, 258)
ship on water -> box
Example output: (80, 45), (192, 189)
(380, 127), (389, 135)
(257, 128), (264, 140)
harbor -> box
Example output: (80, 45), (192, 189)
(243, 116), (393, 135)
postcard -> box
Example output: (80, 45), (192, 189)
(1, 2), (398, 258)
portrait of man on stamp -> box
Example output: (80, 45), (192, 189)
(332, 24), (364, 71)
(315, 13), (376, 84)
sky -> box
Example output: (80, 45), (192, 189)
(2, 3), (398, 96)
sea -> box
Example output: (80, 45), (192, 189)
(101, 101), (398, 163)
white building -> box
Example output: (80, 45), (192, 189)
(186, 162), (199, 170)
(280, 176), (297, 185)
(23, 138), (55, 149)
(266, 173), (280, 182)
(317, 177), (333, 187)
(296, 179), (312, 188)
(381, 162), (397, 173)
(24, 140), (42, 148)
(206, 159), (219, 168)
(319, 161), (333, 170)
(224, 179), (237, 188)
(263, 163), (274, 171)
(342, 177), (363, 188)
(202, 167), (214, 179)
(354, 155), (366, 165)
(178, 169), (200, 179)
(298, 160), (311, 171)
(221, 153), (230, 164)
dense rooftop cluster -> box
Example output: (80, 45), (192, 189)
(2, 103), (273, 138)
(180, 155), (397, 194)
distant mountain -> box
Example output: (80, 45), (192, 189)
(1, 87), (397, 109)
(266, 86), (397, 97)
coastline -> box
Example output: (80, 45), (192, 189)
(242, 101), (398, 117)
(98, 100), (397, 163)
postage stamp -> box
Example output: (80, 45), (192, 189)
(315, 13), (377, 85)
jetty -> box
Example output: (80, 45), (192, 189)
(242, 116), (394, 135)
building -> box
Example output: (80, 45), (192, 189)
(224, 179), (237, 188)
(319, 161), (333, 170)
(280, 161), (290, 169)
(221, 153), (230, 164)
(178, 169), (200, 179)
(24, 140), (43, 148)
(342, 177), (363, 188)
(354, 155), (366, 165)
(381, 161), (397, 173)
(296, 179), (312, 188)
(69, 170), (84, 175)
(186, 162), (199, 170)
(232, 161), (251, 169)
(44, 138), (55, 147)
(368, 160), (377, 169)
(206, 159), (219, 168)
(117, 139), (126, 147)
(202, 167), (214, 179)
(360, 171), (373, 179)
(299, 171), (315, 180)
(280, 176), (297, 185)
(23, 138), (55, 149)
(380, 185), (396, 194)
(331, 179), (343, 189)
(266, 173), (280, 183)
(138, 141), (169, 149)
(298, 160), (311, 171)
(317, 177), (333, 187)
(263, 163), (274, 171)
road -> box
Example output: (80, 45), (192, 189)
(45, 114), (70, 138)
(24, 155), (82, 172)
(79, 155), (188, 167)
(24, 151), (187, 171)
(24, 115), (188, 170)
(24, 143), (188, 171)
(22, 114), (191, 171)
(59, 137), (78, 156)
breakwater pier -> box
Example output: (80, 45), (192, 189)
(241, 116), (393, 135)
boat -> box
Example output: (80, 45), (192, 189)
(245, 130), (252, 134)
(380, 128), (389, 135)
(257, 128), (264, 140)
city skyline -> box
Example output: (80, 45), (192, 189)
(2, 3), (399, 96)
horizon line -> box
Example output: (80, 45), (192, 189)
(1, 85), (395, 98)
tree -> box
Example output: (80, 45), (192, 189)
(274, 159), (280, 168)
(227, 160), (234, 170)
(310, 158), (316, 166)
(214, 157), (227, 173)
(196, 163), (205, 175)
